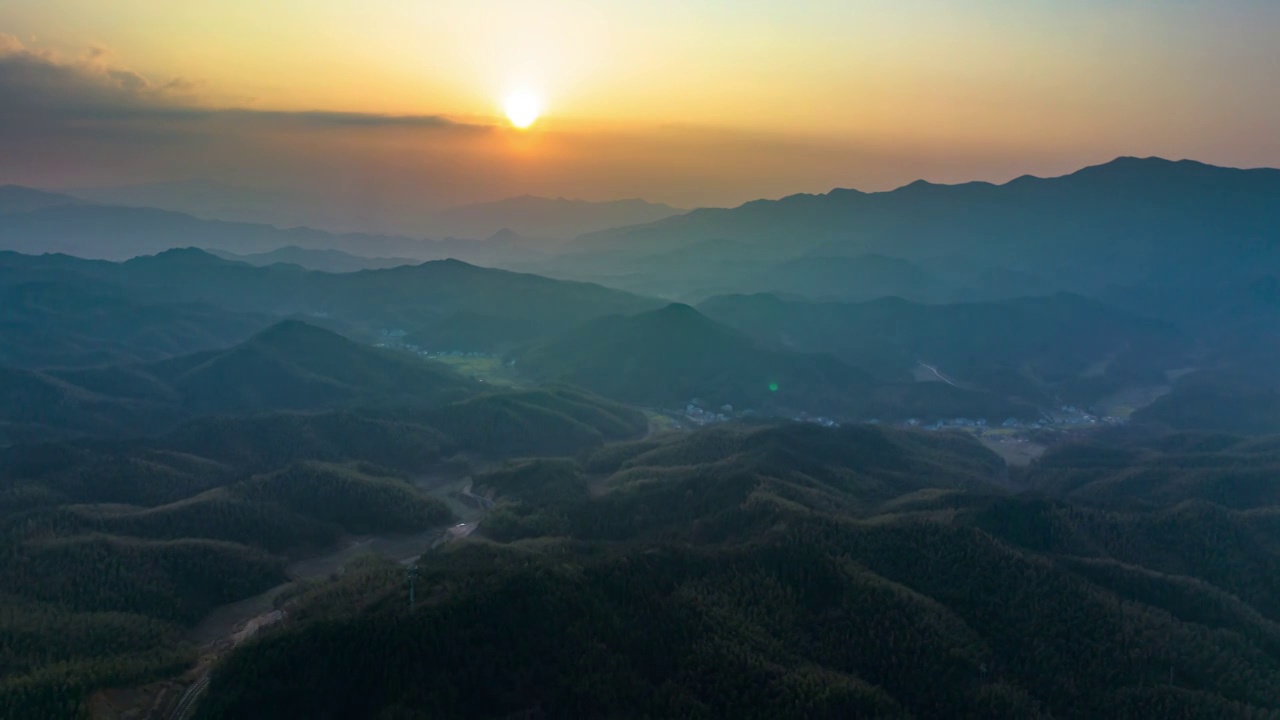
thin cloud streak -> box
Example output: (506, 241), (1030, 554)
(0, 36), (490, 132)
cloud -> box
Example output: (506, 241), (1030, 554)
(106, 69), (149, 92)
(0, 37), (488, 133)
(257, 110), (470, 129)
(0, 34), (25, 54)
(0, 37), (509, 221)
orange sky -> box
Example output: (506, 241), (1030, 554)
(2, 0), (1278, 212)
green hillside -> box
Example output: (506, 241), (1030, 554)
(146, 320), (477, 415)
(1132, 371), (1280, 435)
(516, 303), (870, 414)
(195, 422), (1280, 719)
(0, 320), (479, 443)
(0, 248), (662, 369)
(700, 292), (1182, 407)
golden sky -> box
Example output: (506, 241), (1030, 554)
(2, 0), (1278, 213)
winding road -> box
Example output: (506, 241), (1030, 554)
(917, 362), (961, 388)
(169, 673), (210, 720)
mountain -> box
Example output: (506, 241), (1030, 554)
(699, 292), (1184, 407)
(0, 249), (662, 357)
(65, 183), (684, 240)
(522, 238), (790, 301)
(745, 253), (945, 302)
(1132, 371), (1280, 435)
(0, 186), (85, 214)
(1031, 431), (1280, 508)
(431, 195), (685, 240)
(0, 320), (478, 443)
(65, 179), (309, 227)
(143, 320), (477, 415)
(207, 246), (419, 273)
(568, 157), (1280, 297)
(0, 198), (543, 265)
(515, 303), (870, 413)
(0, 202), (431, 260)
(0, 257), (276, 368)
(192, 423), (1280, 719)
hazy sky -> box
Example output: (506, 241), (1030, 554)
(2, 0), (1278, 212)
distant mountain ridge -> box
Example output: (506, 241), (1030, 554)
(0, 320), (478, 443)
(568, 157), (1280, 295)
(430, 195), (686, 240)
(207, 246), (419, 273)
(0, 186), (85, 214)
(0, 197), (547, 265)
(0, 247), (662, 363)
(65, 180), (686, 241)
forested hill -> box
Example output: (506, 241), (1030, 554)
(0, 384), (648, 718)
(0, 320), (479, 443)
(515, 303), (870, 414)
(572, 157), (1280, 290)
(194, 423), (1280, 719)
(698, 291), (1182, 408)
(0, 248), (662, 364)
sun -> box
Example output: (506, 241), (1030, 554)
(504, 90), (541, 129)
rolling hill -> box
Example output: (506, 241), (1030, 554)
(698, 292), (1183, 405)
(0, 248), (663, 360)
(0, 320), (478, 442)
(515, 303), (870, 414)
(0, 269), (275, 368)
(191, 422), (1280, 719)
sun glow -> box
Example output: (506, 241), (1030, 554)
(504, 90), (542, 129)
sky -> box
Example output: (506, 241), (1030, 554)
(2, 0), (1278, 221)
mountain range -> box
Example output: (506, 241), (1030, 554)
(0, 197), (545, 264)
(206, 246), (420, 273)
(6, 155), (1280, 717)
(556, 157), (1280, 301)
(0, 248), (661, 359)
(64, 181), (686, 240)
(0, 320), (478, 443)
(429, 195), (686, 239)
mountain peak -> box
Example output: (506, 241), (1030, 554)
(658, 302), (699, 315)
(1069, 156), (1212, 178)
(125, 247), (228, 266)
(485, 228), (523, 243)
(249, 319), (343, 345)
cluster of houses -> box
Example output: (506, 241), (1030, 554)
(793, 411), (840, 428)
(418, 350), (494, 358)
(375, 329), (496, 358)
(902, 417), (989, 430)
(671, 402), (842, 429)
(681, 402), (734, 426)
(897, 405), (1126, 433)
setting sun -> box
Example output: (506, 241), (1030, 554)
(504, 90), (541, 129)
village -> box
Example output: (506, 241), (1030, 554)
(663, 399), (1126, 437)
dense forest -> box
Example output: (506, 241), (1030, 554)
(192, 424), (1280, 719)
(0, 375), (647, 718)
